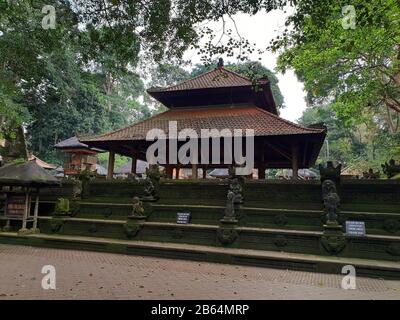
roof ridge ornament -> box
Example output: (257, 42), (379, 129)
(257, 76), (269, 84)
(217, 58), (224, 68)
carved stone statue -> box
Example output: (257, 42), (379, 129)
(322, 179), (336, 197)
(72, 179), (82, 198)
(229, 177), (243, 204)
(319, 161), (341, 184)
(322, 179), (340, 224)
(223, 191), (236, 221)
(382, 159), (400, 178)
(362, 168), (380, 179)
(228, 166), (236, 179)
(146, 164), (161, 184)
(218, 187), (240, 245)
(143, 178), (156, 199)
(324, 192), (340, 223)
(124, 197), (146, 237)
(130, 196), (145, 217)
(143, 165), (160, 200)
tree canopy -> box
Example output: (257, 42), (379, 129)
(272, 0), (400, 168)
(274, 0), (400, 132)
(1, 0), (398, 168)
(299, 104), (400, 171)
(0, 0), (153, 163)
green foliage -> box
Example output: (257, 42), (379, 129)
(224, 61), (285, 109)
(275, 0), (400, 130)
(97, 153), (130, 170)
(12, 158), (27, 166)
(299, 105), (400, 171)
(76, 169), (96, 182)
(71, 0), (290, 64)
(1, 0), (289, 164)
(149, 63), (191, 88)
(2, 0), (397, 171)
(0, 0), (152, 163)
(273, 0), (400, 169)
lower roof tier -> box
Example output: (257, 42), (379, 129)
(80, 105), (326, 169)
(82, 105), (325, 142)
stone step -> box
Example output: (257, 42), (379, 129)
(0, 232), (399, 280)
(34, 216), (400, 263)
(63, 201), (400, 236)
(38, 216), (400, 241)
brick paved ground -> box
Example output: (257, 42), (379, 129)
(0, 244), (399, 300)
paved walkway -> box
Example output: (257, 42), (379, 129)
(0, 244), (399, 299)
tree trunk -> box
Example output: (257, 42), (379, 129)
(104, 72), (114, 112)
(385, 104), (400, 134)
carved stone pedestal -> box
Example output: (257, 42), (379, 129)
(50, 217), (65, 233)
(321, 223), (346, 255)
(128, 215), (147, 224)
(17, 228), (32, 235)
(220, 218), (238, 226)
(217, 219), (239, 245)
(2, 220), (11, 232)
(123, 216), (145, 239)
(30, 227), (40, 234)
(141, 196), (158, 202)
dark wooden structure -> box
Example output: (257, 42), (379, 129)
(81, 61), (326, 179)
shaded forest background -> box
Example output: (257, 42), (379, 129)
(1, 0), (399, 172)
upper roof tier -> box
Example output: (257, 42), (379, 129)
(147, 61), (278, 114)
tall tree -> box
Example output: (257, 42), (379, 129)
(0, 1), (151, 163)
(274, 0), (400, 132)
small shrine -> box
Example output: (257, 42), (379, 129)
(55, 136), (104, 176)
(0, 160), (60, 234)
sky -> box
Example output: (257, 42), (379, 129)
(183, 8), (307, 122)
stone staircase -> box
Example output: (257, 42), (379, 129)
(0, 178), (399, 279)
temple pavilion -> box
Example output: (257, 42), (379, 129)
(81, 60), (326, 180)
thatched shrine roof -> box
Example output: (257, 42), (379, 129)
(0, 160), (60, 187)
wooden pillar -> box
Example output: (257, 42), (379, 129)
(258, 166), (266, 180)
(107, 151), (115, 179)
(32, 192), (39, 232)
(21, 191), (29, 231)
(131, 154), (137, 175)
(175, 167), (180, 180)
(292, 145), (299, 180)
(202, 167), (207, 179)
(192, 164), (198, 179)
(27, 190), (32, 218)
(259, 142), (266, 180)
(165, 165), (173, 179)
